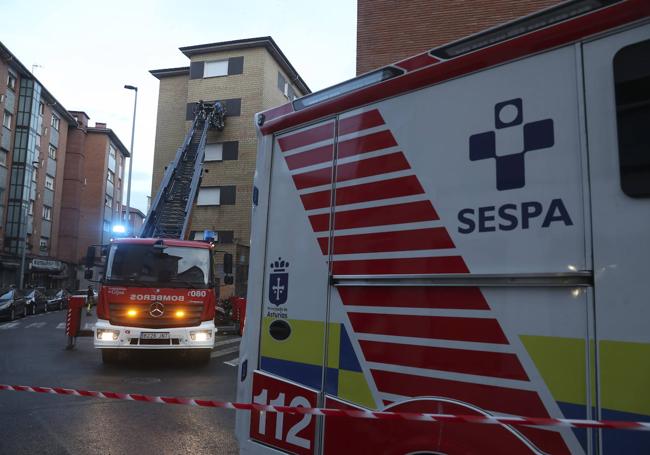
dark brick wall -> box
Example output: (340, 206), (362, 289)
(357, 0), (563, 75)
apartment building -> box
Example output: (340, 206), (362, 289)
(59, 112), (129, 283)
(0, 42), (76, 288)
(0, 41), (132, 289)
(357, 0), (562, 74)
(150, 37), (309, 297)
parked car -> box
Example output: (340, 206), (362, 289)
(24, 288), (48, 315)
(45, 288), (70, 311)
(0, 289), (26, 321)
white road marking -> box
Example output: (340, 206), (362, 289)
(56, 323), (66, 329)
(210, 346), (239, 359)
(25, 322), (46, 328)
(224, 357), (240, 367)
(0, 322), (20, 330)
(213, 338), (241, 348)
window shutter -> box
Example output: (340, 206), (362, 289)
(228, 57), (244, 75)
(219, 185), (236, 205)
(223, 142), (239, 160)
(189, 61), (205, 80)
(224, 98), (242, 116)
(218, 230), (234, 244)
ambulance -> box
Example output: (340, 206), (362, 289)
(237, 0), (650, 453)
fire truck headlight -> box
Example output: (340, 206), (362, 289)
(97, 329), (119, 341)
(190, 330), (212, 342)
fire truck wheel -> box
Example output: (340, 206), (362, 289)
(102, 350), (119, 364)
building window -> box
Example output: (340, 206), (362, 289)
(204, 60), (229, 78)
(48, 144), (57, 160)
(7, 74), (16, 91)
(614, 39), (650, 197)
(28, 200), (34, 216)
(45, 175), (54, 190)
(277, 72), (297, 100)
(204, 143), (223, 161)
(42, 205), (52, 221)
(0, 150), (7, 166)
(50, 115), (60, 131)
(105, 195), (113, 208)
(197, 187), (220, 206)
(197, 185), (236, 206)
(108, 145), (116, 171)
(39, 102), (44, 116)
(39, 238), (48, 252)
(2, 111), (12, 130)
(107, 170), (114, 183)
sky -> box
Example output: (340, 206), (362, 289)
(1, 0), (357, 213)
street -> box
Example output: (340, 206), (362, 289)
(0, 309), (240, 454)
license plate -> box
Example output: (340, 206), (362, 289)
(140, 332), (170, 340)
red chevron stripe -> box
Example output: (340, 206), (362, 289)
(515, 427), (571, 455)
(332, 255), (468, 275)
(286, 130), (397, 171)
(360, 340), (529, 380)
(309, 200), (439, 232)
(371, 369), (550, 418)
(293, 152), (410, 190)
(337, 287), (489, 310)
(318, 227), (454, 255)
(300, 175), (425, 210)
(348, 312), (508, 344)
(277, 122), (334, 152)
(339, 110), (385, 135)
(338, 130), (397, 159)
(285, 144), (333, 170)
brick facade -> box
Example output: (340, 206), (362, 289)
(150, 37), (309, 298)
(357, 0), (562, 75)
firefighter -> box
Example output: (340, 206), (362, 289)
(86, 285), (94, 315)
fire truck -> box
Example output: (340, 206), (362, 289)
(236, 0), (650, 453)
(90, 101), (233, 364)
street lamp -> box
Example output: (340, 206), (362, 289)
(19, 161), (40, 289)
(124, 84), (138, 235)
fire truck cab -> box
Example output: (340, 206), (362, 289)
(91, 238), (219, 363)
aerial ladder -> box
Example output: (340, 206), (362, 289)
(140, 101), (226, 239)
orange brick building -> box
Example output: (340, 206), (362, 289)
(357, 0), (562, 75)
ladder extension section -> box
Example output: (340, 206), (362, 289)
(140, 101), (226, 239)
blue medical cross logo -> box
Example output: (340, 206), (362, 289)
(469, 98), (555, 191)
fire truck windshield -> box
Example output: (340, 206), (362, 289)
(105, 244), (210, 287)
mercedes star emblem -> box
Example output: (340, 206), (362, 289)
(149, 301), (164, 318)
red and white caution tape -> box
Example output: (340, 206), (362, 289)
(2, 384), (649, 431)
